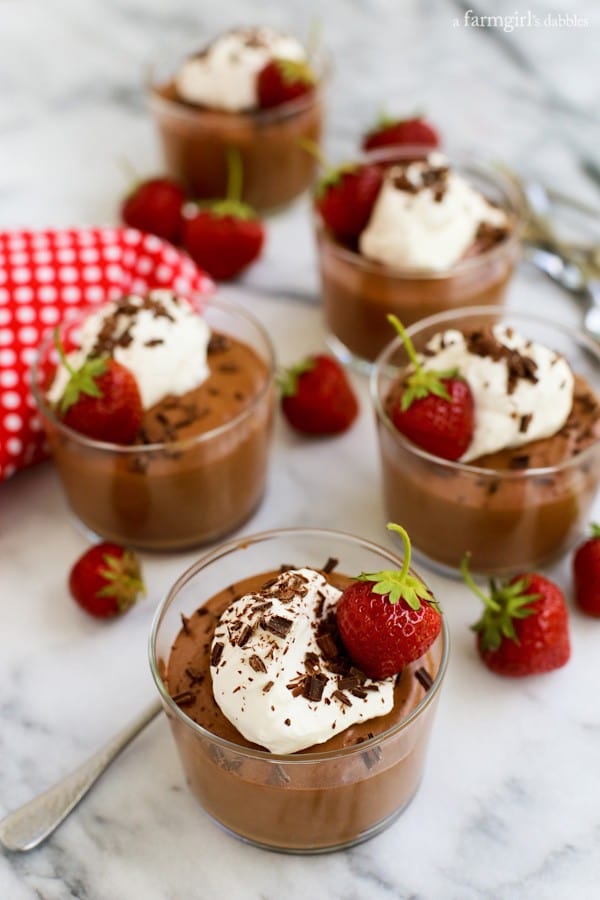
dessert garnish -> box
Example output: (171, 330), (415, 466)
(362, 112), (440, 151)
(48, 293), (212, 438)
(359, 152), (509, 270)
(336, 523), (441, 679)
(386, 314), (474, 461)
(401, 323), (574, 463)
(573, 524), (600, 618)
(120, 176), (186, 245)
(210, 566), (398, 754)
(182, 148), (265, 280)
(302, 139), (383, 240)
(53, 329), (143, 445)
(175, 27), (309, 112)
(257, 57), (315, 109)
(68, 542), (145, 619)
(278, 353), (359, 435)
(461, 555), (570, 676)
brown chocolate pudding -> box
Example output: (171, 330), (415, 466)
(151, 83), (323, 212)
(35, 301), (275, 551)
(373, 313), (600, 575)
(316, 152), (520, 366)
(161, 569), (443, 851)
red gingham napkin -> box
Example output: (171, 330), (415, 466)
(0, 227), (213, 482)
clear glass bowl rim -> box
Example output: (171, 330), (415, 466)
(370, 304), (600, 478)
(148, 525), (450, 764)
(314, 146), (523, 280)
(30, 296), (276, 454)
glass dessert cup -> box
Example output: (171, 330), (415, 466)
(148, 49), (329, 214)
(315, 148), (522, 372)
(371, 306), (600, 576)
(31, 300), (275, 552)
(149, 527), (449, 854)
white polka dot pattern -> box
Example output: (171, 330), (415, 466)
(0, 228), (213, 481)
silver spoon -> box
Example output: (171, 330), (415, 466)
(0, 699), (162, 852)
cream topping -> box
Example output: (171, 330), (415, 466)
(359, 153), (508, 270)
(175, 27), (306, 111)
(47, 291), (211, 411)
(210, 568), (395, 754)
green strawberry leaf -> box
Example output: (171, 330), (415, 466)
(356, 524), (438, 612)
(53, 328), (108, 415)
(277, 358), (315, 397)
(273, 57), (315, 87)
(462, 557), (540, 651)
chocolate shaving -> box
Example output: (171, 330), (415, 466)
(322, 557), (339, 574)
(185, 667), (205, 686)
(509, 454), (530, 470)
(332, 689), (352, 707)
(249, 654), (267, 673)
(211, 642), (224, 667)
(316, 633), (339, 659)
(519, 413), (533, 434)
(236, 624), (253, 648)
(466, 327), (538, 395)
(415, 667), (434, 691)
(304, 652), (321, 673)
(262, 680), (274, 693)
(303, 673), (328, 702)
(207, 333), (231, 354)
(144, 338), (164, 347)
(263, 615), (293, 638)
(172, 690), (195, 707)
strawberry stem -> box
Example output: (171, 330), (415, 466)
(387, 522), (412, 583)
(299, 137), (332, 173)
(226, 147), (243, 204)
(460, 554), (501, 613)
(387, 315), (422, 375)
(590, 522), (600, 539)
(53, 327), (76, 378)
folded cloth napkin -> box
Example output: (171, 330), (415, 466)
(0, 227), (213, 482)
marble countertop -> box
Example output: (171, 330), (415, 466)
(1, 1), (600, 898)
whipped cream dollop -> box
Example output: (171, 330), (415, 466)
(359, 153), (508, 270)
(48, 291), (211, 411)
(211, 568), (395, 754)
(175, 27), (306, 111)
(419, 325), (573, 462)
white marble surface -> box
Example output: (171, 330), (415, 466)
(1, 1), (600, 897)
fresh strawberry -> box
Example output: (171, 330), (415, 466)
(336, 523), (441, 679)
(573, 523), (600, 617)
(121, 177), (186, 244)
(279, 354), (359, 435)
(315, 163), (383, 241)
(386, 315), (474, 461)
(182, 148), (264, 280)
(257, 57), (315, 109)
(462, 557), (570, 677)
(362, 114), (440, 152)
(69, 542), (145, 619)
(54, 331), (142, 445)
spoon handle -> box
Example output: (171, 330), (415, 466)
(0, 699), (162, 852)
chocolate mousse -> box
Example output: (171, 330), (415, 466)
(35, 293), (275, 550)
(150, 27), (325, 211)
(374, 319), (600, 573)
(316, 152), (520, 365)
(161, 567), (444, 851)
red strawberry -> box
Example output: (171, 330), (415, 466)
(182, 148), (264, 280)
(362, 115), (440, 152)
(279, 354), (359, 435)
(336, 523), (441, 679)
(386, 315), (474, 461)
(54, 331), (142, 445)
(573, 523), (600, 617)
(69, 542), (145, 619)
(315, 163), (383, 240)
(257, 57), (315, 109)
(462, 557), (570, 677)
(121, 177), (186, 244)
